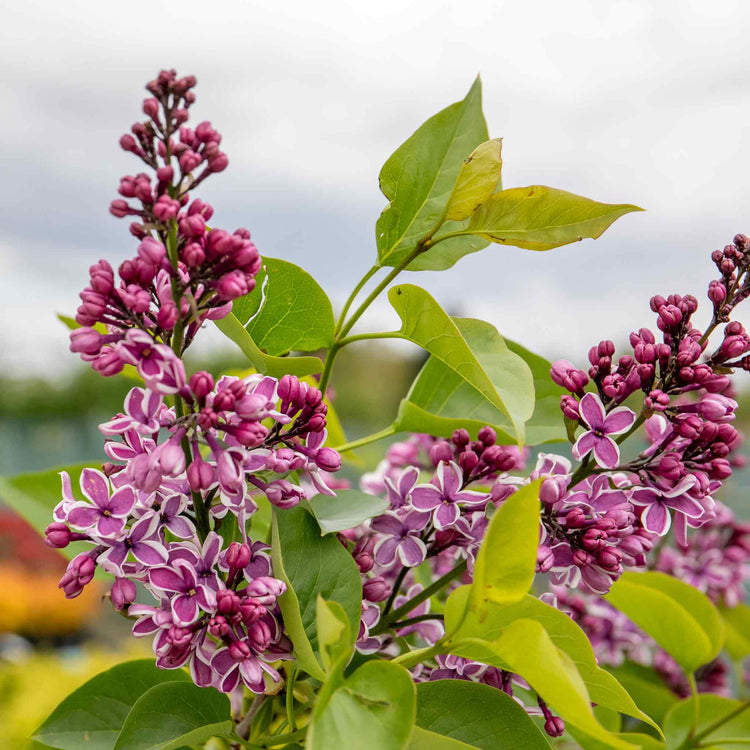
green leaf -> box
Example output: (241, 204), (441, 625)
(471, 479), (541, 614)
(376, 77), (489, 270)
(408, 727), (475, 749)
(446, 619), (635, 749)
(394, 334), (565, 447)
(388, 286), (527, 442)
(394, 318), (535, 446)
(271, 506), (361, 681)
(0, 463), (99, 558)
(456, 185), (642, 251)
(308, 490), (389, 535)
(33, 659), (190, 750)
(413, 680), (552, 749)
(238, 257), (335, 355)
(310, 660), (416, 750)
(607, 662), (679, 726)
(444, 139), (503, 222)
(112, 681), (232, 750)
(231, 264), (267, 326)
(317, 596), (353, 674)
(663, 695), (750, 750)
(605, 572), (724, 673)
(214, 313), (323, 377)
(720, 604), (750, 660)
(444, 587), (660, 733)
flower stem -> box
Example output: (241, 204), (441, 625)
(372, 559), (467, 635)
(333, 425), (397, 453)
(391, 644), (441, 670)
(334, 264), (380, 337)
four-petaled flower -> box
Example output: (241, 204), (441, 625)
(67, 468), (135, 539)
(410, 461), (488, 530)
(370, 509), (430, 567)
(572, 393), (636, 469)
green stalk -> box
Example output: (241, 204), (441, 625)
(372, 559), (467, 635)
(333, 425), (397, 453)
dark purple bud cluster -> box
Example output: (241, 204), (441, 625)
(71, 69), (261, 376)
(428, 426), (526, 485)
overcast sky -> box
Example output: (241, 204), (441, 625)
(3, 0), (750, 377)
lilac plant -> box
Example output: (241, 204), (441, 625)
(9, 70), (746, 749)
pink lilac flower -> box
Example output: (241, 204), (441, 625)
(370, 509), (430, 567)
(410, 461), (488, 529)
(66, 468), (135, 539)
(572, 393), (636, 469)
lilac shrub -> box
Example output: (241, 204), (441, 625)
(21, 70), (749, 749)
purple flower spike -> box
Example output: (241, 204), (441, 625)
(572, 393), (636, 469)
(410, 461), (488, 530)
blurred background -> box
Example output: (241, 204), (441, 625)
(2, 0), (750, 744)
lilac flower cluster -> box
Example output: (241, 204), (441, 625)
(70, 69), (261, 377)
(47, 71), (344, 695)
(46, 368), (338, 692)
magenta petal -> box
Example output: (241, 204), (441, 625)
(592, 437), (620, 469)
(398, 537), (426, 567)
(374, 538), (399, 566)
(630, 487), (659, 507)
(572, 431), (597, 461)
(433, 502), (460, 530)
(580, 566), (613, 595)
(579, 393), (606, 430)
(97, 514), (125, 538)
(239, 657), (263, 687)
(167, 516), (195, 539)
(370, 513), (403, 536)
(149, 567), (186, 593)
(602, 406), (636, 434)
(410, 486), (442, 510)
(108, 486), (136, 516)
(403, 509), (431, 532)
(219, 669), (240, 694)
(68, 506), (101, 529)
(80, 468), (110, 506)
(100, 543), (128, 572)
(440, 462), (462, 497)
(172, 593), (199, 625)
(666, 494), (705, 519)
(133, 540), (168, 566)
(126, 388), (146, 420)
(212, 648), (235, 674)
(642, 502), (671, 536)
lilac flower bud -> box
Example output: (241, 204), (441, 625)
(143, 97), (160, 119)
(110, 199), (130, 217)
(110, 577), (137, 610)
(658, 304), (682, 329)
(674, 413), (703, 440)
(229, 639), (252, 661)
(187, 457), (215, 492)
(316, 447), (342, 473)
(215, 270), (250, 301)
(536, 545), (554, 573)
(560, 394), (580, 420)
(582, 528), (607, 551)
(597, 548), (622, 571)
(458, 450), (479, 474)
(734, 233), (749, 251)
(69, 327), (103, 355)
(45, 522), (73, 548)
(208, 152), (229, 173)
(58, 552), (97, 599)
(698, 394), (737, 422)
(119, 134), (137, 152)
(427, 440), (452, 466)
(92, 349), (125, 376)
(235, 421), (268, 447)
(544, 717), (565, 738)
(226, 543), (253, 574)
(478, 426), (497, 446)
(363, 576), (391, 602)
(565, 507), (590, 529)
(153, 195), (181, 222)
(645, 389), (669, 412)
(572, 549), (593, 567)
(181, 241), (206, 267)
(551, 359), (589, 394)
(452, 429), (470, 448)
(189, 371), (213, 401)
(709, 458), (732, 479)
(658, 452), (684, 481)
(708, 280), (727, 305)
(209, 615), (230, 637)
(138, 237), (167, 265)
